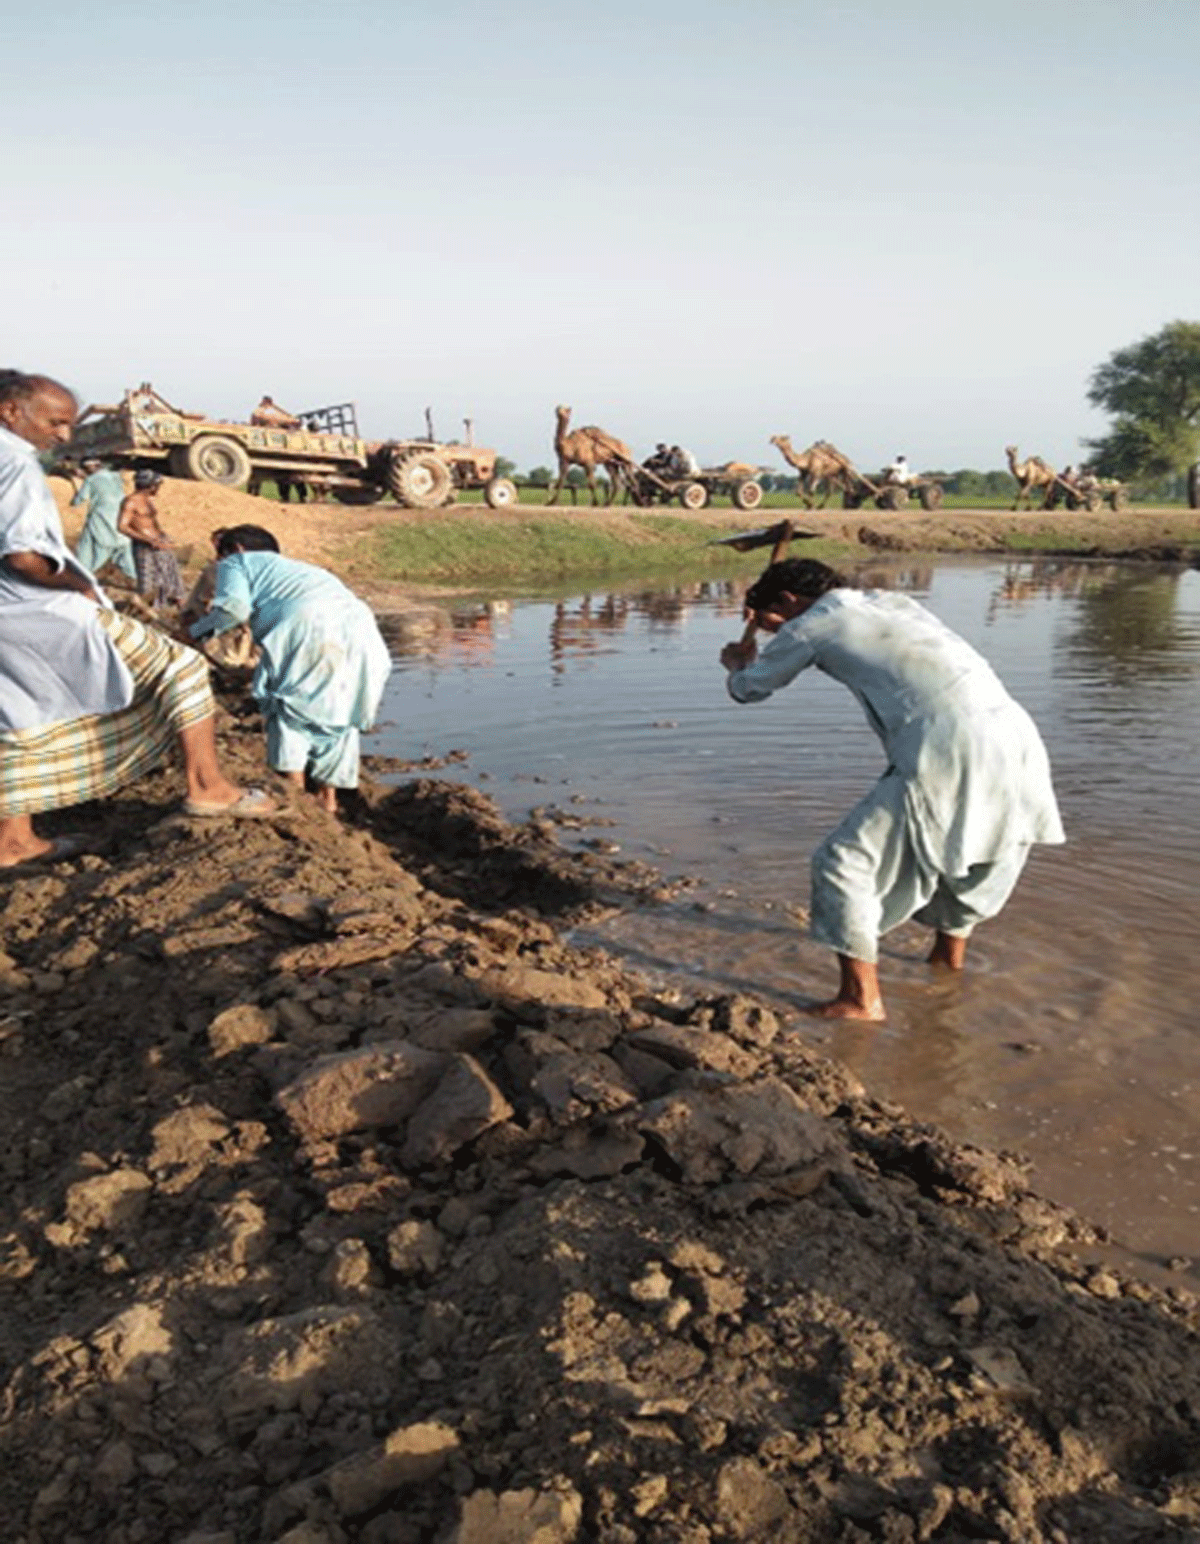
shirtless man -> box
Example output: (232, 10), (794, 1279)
(250, 395), (302, 430)
(117, 470), (186, 608)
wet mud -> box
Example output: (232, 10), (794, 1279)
(3, 697), (1200, 1543)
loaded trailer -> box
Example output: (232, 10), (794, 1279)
(63, 384), (517, 510)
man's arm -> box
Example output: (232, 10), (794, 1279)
(4, 551), (97, 599)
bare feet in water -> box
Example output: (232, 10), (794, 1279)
(927, 932), (968, 970)
(805, 954), (887, 1021)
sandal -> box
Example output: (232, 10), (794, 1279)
(181, 787), (277, 819)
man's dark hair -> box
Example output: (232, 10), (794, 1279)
(216, 524), (280, 557)
(745, 558), (848, 612)
(0, 370), (74, 406)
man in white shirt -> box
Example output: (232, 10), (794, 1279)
(885, 454), (912, 485)
(0, 370), (273, 867)
(720, 558), (1063, 1020)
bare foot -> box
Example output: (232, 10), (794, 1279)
(806, 996), (887, 1023)
(0, 834), (54, 868)
(927, 932), (968, 971)
(314, 787), (339, 815)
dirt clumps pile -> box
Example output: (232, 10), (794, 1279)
(3, 732), (1200, 1543)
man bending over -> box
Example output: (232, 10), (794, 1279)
(720, 558), (1064, 1020)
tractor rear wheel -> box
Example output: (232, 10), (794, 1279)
(183, 435), (252, 487)
(732, 479), (763, 511)
(918, 483), (943, 511)
(485, 477), (517, 509)
(679, 481), (709, 510)
(387, 451), (453, 509)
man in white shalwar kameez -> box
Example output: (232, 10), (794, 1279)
(0, 371), (273, 868)
(720, 558), (1064, 1020)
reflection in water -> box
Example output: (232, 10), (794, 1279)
(375, 558), (1200, 1268)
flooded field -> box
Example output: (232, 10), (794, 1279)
(376, 558), (1200, 1272)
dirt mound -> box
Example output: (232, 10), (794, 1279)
(3, 726), (1200, 1543)
(52, 476), (383, 581)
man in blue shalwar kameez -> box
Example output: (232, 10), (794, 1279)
(191, 524), (391, 814)
(71, 457), (136, 579)
(720, 558), (1064, 1021)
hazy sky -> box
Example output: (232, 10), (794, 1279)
(5, 0), (1198, 472)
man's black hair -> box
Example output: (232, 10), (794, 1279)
(216, 524), (280, 557)
(745, 557), (848, 612)
(0, 370), (74, 406)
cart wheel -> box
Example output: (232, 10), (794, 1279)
(484, 477), (518, 509)
(918, 483), (943, 511)
(878, 485), (907, 510)
(842, 489), (865, 510)
(1084, 490), (1103, 513)
(1110, 486), (1129, 512)
(732, 479), (763, 511)
(183, 435), (252, 487)
(679, 481), (709, 510)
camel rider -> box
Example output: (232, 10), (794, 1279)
(885, 454), (912, 486)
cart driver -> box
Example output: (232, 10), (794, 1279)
(671, 445), (701, 478)
(885, 454), (912, 485)
(643, 443), (672, 477)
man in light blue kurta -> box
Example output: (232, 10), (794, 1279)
(71, 458), (136, 579)
(191, 524), (391, 813)
(720, 558), (1064, 1021)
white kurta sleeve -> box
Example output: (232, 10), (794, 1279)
(726, 620), (818, 703)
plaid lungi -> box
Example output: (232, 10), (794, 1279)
(0, 610), (214, 816)
(133, 542), (186, 608)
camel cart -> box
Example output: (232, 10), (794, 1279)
(624, 461), (765, 512)
(1042, 472), (1128, 513)
(839, 466), (944, 512)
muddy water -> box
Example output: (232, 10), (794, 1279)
(376, 560), (1200, 1270)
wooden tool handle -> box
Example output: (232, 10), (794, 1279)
(739, 519), (794, 644)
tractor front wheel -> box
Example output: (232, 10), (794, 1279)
(484, 477), (518, 509)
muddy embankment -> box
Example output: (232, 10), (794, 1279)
(4, 676), (1200, 1544)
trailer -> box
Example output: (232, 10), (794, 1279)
(839, 465), (944, 511)
(63, 384), (514, 510)
(623, 459), (765, 512)
(1042, 471), (1128, 513)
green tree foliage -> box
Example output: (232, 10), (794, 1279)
(1086, 320), (1200, 478)
(524, 465), (554, 486)
(494, 456), (517, 479)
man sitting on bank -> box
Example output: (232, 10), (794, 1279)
(0, 370), (274, 868)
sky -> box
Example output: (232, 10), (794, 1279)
(4, 0), (1199, 473)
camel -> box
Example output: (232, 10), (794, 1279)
(770, 435), (857, 508)
(547, 405), (635, 506)
(1005, 445), (1058, 511)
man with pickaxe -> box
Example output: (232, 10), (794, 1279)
(718, 532), (1063, 1021)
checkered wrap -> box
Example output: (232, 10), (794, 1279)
(0, 609), (214, 816)
(133, 542), (186, 608)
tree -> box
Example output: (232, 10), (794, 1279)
(1085, 320), (1200, 478)
(525, 465), (553, 487)
(494, 456), (517, 480)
